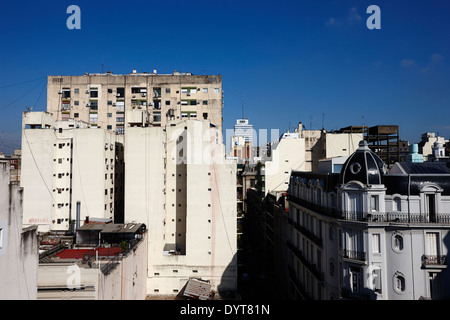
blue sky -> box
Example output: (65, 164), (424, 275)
(1, 0), (450, 154)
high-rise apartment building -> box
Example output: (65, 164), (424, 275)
(46, 70), (223, 134)
(229, 118), (254, 163)
(124, 119), (237, 297)
(20, 112), (124, 233)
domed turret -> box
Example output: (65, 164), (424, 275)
(340, 140), (386, 185)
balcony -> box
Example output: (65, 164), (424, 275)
(287, 240), (324, 281)
(421, 255), (447, 268)
(288, 194), (450, 224)
(342, 249), (366, 263)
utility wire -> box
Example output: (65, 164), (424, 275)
(0, 80), (45, 112)
(0, 76), (47, 89)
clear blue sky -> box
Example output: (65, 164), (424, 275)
(1, 0), (450, 154)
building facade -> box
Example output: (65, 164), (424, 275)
(0, 160), (38, 299)
(46, 71), (223, 134)
(124, 119), (237, 297)
(20, 112), (124, 232)
(284, 141), (450, 300)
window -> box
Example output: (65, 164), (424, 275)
(203, 112), (208, 120)
(62, 102), (70, 111)
(394, 274), (406, 293)
(373, 267), (382, 294)
(165, 100), (170, 105)
(425, 232), (440, 257)
(107, 125), (112, 130)
(329, 226), (335, 241)
(371, 195), (378, 211)
(372, 234), (381, 253)
(74, 100), (79, 106)
(107, 113), (112, 118)
(116, 87), (125, 97)
(116, 117), (124, 123)
(90, 113), (98, 123)
(393, 197), (401, 211)
(74, 88), (79, 94)
(74, 113), (79, 118)
(90, 90), (98, 98)
(107, 100), (112, 105)
(393, 234), (404, 252)
(165, 88), (171, 94)
(214, 88), (220, 93)
(0, 228), (3, 249)
(116, 127), (124, 134)
(203, 100), (208, 105)
(62, 89), (71, 98)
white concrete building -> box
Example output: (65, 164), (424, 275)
(124, 119), (237, 297)
(419, 132), (448, 162)
(20, 112), (124, 232)
(0, 160), (38, 299)
(264, 131), (306, 194)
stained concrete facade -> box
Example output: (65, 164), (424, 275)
(20, 112), (124, 232)
(0, 160), (38, 299)
(124, 119), (237, 297)
(46, 71), (223, 134)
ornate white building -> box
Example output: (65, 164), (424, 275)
(285, 140), (450, 300)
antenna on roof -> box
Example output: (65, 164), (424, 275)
(101, 55), (104, 73)
(322, 113), (325, 130)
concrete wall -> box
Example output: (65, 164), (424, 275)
(265, 135), (305, 194)
(0, 161), (38, 299)
(124, 120), (237, 297)
(47, 73), (223, 134)
(21, 112), (123, 232)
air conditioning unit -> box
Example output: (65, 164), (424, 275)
(142, 93), (146, 97)
(105, 143), (108, 150)
(110, 144), (113, 150)
(86, 103), (91, 107)
(58, 90), (63, 94)
(86, 90), (90, 94)
(112, 103), (116, 106)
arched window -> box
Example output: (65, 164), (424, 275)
(393, 234), (404, 252)
(393, 197), (401, 212)
(394, 273), (406, 293)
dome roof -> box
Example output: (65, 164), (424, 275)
(340, 140), (387, 185)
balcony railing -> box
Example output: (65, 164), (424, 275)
(288, 194), (450, 224)
(342, 249), (366, 262)
(287, 240), (324, 281)
(421, 255), (447, 267)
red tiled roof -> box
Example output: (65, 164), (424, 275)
(54, 247), (122, 259)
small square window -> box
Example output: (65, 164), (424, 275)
(74, 101), (79, 106)
(203, 88), (208, 93)
(214, 88), (220, 93)
(74, 88), (79, 94)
